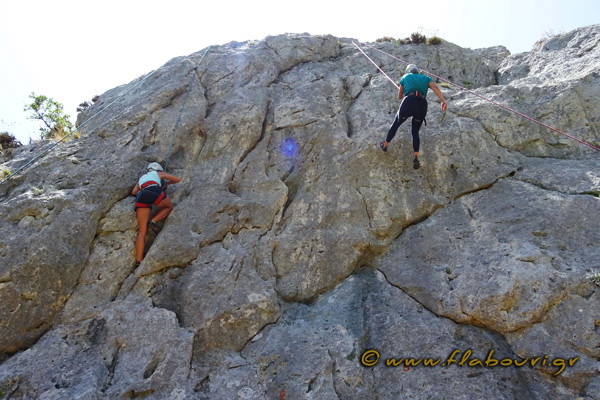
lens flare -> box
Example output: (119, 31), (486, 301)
(279, 138), (299, 157)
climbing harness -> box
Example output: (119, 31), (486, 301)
(140, 181), (160, 189)
(164, 46), (211, 172)
(353, 41), (600, 152)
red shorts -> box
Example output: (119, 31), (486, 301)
(135, 186), (166, 209)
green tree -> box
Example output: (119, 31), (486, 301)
(24, 92), (74, 139)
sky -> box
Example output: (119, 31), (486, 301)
(1, 0), (598, 144)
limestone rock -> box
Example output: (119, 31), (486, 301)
(0, 297), (194, 399)
(498, 24), (600, 85)
(197, 270), (563, 399)
(0, 27), (599, 399)
(378, 177), (599, 332)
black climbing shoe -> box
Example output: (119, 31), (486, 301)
(379, 142), (388, 152)
(413, 157), (420, 170)
(148, 221), (160, 232)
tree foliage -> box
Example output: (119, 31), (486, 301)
(24, 92), (74, 139)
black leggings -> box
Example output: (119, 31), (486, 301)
(386, 95), (428, 152)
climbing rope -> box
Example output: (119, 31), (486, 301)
(0, 68), (163, 187)
(164, 46), (211, 172)
(353, 41), (600, 152)
(352, 42), (399, 89)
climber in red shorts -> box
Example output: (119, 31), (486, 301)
(131, 162), (181, 262)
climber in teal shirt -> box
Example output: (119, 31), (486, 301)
(400, 70), (434, 98)
(380, 64), (448, 169)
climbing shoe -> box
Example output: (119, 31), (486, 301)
(148, 221), (160, 233)
(379, 142), (388, 152)
(413, 157), (420, 170)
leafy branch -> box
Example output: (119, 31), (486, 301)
(24, 92), (74, 140)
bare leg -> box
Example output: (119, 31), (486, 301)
(151, 197), (173, 223)
(136, 207), (151, 262)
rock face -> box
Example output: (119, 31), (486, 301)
(0, 25), (599, 399)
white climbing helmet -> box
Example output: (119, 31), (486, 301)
(406, 64), (420, 74)
(147, 162), (163, 172)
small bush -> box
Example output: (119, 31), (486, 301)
(76, 95), (100, 113)
(0, 132), (21, 149)
(587, 270), (600, 287)
(428, 36), (443, 45)
(0, 377), (17, 398)
(31, 186), (43, 196)
(48, 125), (69, 140)
(409, 32), (427, 44)
(374, 32), (445, 46)
(0, 168), (11, 180)
(77, 101), (92, 113)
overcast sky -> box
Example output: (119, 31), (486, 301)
(1, 0), (598, 143)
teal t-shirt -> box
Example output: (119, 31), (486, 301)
(399, 73), (433, 96)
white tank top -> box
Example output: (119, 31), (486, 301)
(138, 171), (161, 188)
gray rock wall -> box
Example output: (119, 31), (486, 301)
(0, 27), (598, 399)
